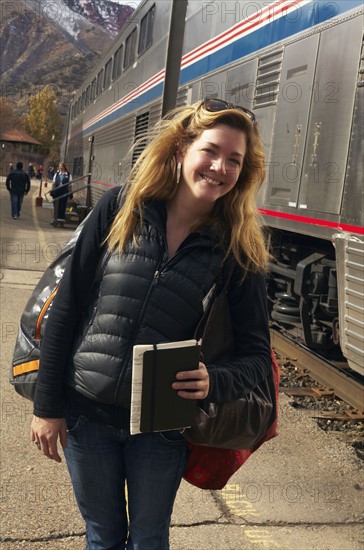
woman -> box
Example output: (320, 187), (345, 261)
(51, 162), (72, 225)
(31, 100), (271, 549)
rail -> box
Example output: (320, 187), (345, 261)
(44, 173), (92, 203)
(271, 329), (364, 412)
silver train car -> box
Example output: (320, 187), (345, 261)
(64, 0), (364, 376)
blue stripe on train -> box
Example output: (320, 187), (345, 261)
(85, 83), (164, 134)
(180, 0), (363, 84)
(79, 0), (362, 138)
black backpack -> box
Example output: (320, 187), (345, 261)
(10, 187), (124, 401)
(9, 219), (88, 401)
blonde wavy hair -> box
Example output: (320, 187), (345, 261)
(106, 101), (269, 271)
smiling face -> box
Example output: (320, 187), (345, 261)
(178, 124), (247, 209)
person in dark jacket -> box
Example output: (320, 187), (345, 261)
(31, 100), (271, 549)
(50, 162), (72, 225)
(27, 163), (35, 179)
(6, 161), (31, 219)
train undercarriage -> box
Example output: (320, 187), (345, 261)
(267, 232), (342, 358)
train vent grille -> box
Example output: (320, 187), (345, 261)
(132, 112), (150, 165)
(253, 49), (283, 109)
(358, 34), (364, 88)
(176, 87), (189, 107)
(149, 103), (162, 132)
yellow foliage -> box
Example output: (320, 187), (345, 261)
(23, 85), (62, 155)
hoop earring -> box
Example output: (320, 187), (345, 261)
(176, 162), (182, 184)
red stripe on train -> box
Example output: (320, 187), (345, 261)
(182, 0), (292, 67)
(260, 209), (364, 235)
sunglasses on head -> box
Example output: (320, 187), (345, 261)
(201, 98), (257, 125)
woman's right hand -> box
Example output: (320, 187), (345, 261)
(30, 416), (67, 463)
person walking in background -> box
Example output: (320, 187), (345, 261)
(48, 165), (55, 181)
(27, 163), (35, 179)
(6, 161), (31, 219)
(36, 165), (43, 180)
(50, 162), (72, 226)
(31, 100), (271, 549)
(9, 163), (14, 172)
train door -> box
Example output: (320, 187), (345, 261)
(297, 18), (363, 214)
(340, 33), (364, 227)
(265, 35), (320, 207)
(225, 59), (257, 112)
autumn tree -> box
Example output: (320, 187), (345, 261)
(23, 85), (63, 158)
(0, 97), (18, 132)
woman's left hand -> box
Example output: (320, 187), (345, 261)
(172, 362), (210, 399)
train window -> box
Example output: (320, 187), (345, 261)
(124, 27), (137, 69)
(81, 91), (86, 110)
(112, 45), (123, 80)
(132, 112), (149, 165)
(104, 58), (112, 89)
(71, 105), (75, 119)
(96, 69), (104, 97)
(86, 84), (91, 106)
(138, 5), (155, 55)
(91, 78), (97, 101)
(73, 157), (82, 177)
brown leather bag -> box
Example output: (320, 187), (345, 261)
(183, 263), (277, 450)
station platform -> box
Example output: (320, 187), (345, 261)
(1, 182), (363, 549)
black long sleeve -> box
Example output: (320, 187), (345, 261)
(206, 267), (271, 403)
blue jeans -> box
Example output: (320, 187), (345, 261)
(10, 193), (24, 218)
(63, 406), (188, 550)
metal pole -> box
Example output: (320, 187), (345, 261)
(86, 136), (94, 209)
(35, 177), (43, 207)
(161, 0), (188, 117)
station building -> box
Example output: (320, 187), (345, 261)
(0, 128), (43, 176)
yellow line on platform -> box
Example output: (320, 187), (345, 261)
(220, 484), (281, 548)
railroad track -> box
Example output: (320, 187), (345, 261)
(270, 329), (364, 413)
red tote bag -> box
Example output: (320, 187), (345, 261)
(183, 349), (280, 490)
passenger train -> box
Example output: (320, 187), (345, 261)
(63, 0), (364, 377)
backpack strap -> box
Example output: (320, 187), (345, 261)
(94, 185), (127, 287)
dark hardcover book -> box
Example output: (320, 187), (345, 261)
(138, 343), (200, 433)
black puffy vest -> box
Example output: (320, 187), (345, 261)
(67, 201), (224, 408)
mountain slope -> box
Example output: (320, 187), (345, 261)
(0, 0), (135, 115)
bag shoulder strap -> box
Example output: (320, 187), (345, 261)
(215, 257), (235, 295)
(195, 257), (236, 341)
